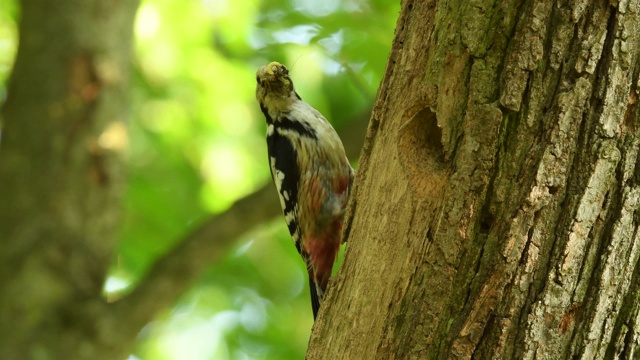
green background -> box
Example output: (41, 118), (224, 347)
(0, 0), (398, 358)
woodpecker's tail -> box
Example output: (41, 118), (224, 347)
(308, 273), (323, 319)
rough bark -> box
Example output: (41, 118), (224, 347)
(308, 0), (640, 359)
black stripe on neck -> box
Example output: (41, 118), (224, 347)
(277, 117), (317, 139)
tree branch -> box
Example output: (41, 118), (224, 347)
(107, 110), (369, 341)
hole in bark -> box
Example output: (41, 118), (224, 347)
(601, 190), (610, 211)
(397, 105), (448, 198)
(399, 106), (444, 161)
(632, 154), (640, 185)
(423, 111), (444, 160)
(426, 227), (435, 243)
(479, 210), (494, 234)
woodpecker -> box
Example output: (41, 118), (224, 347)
(256, 62), (354, 319)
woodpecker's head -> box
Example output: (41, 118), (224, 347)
(256, 62), (299, 104)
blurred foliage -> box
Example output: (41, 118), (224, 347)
(0, 0), (398, 358)
(0, 0), (18, 101)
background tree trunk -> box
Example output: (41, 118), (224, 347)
(0, 0), (138, 358)
(308, 0), (640, 359)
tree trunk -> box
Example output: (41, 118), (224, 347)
(0, 0), (138, 358)
(308, 0), (640, 359)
